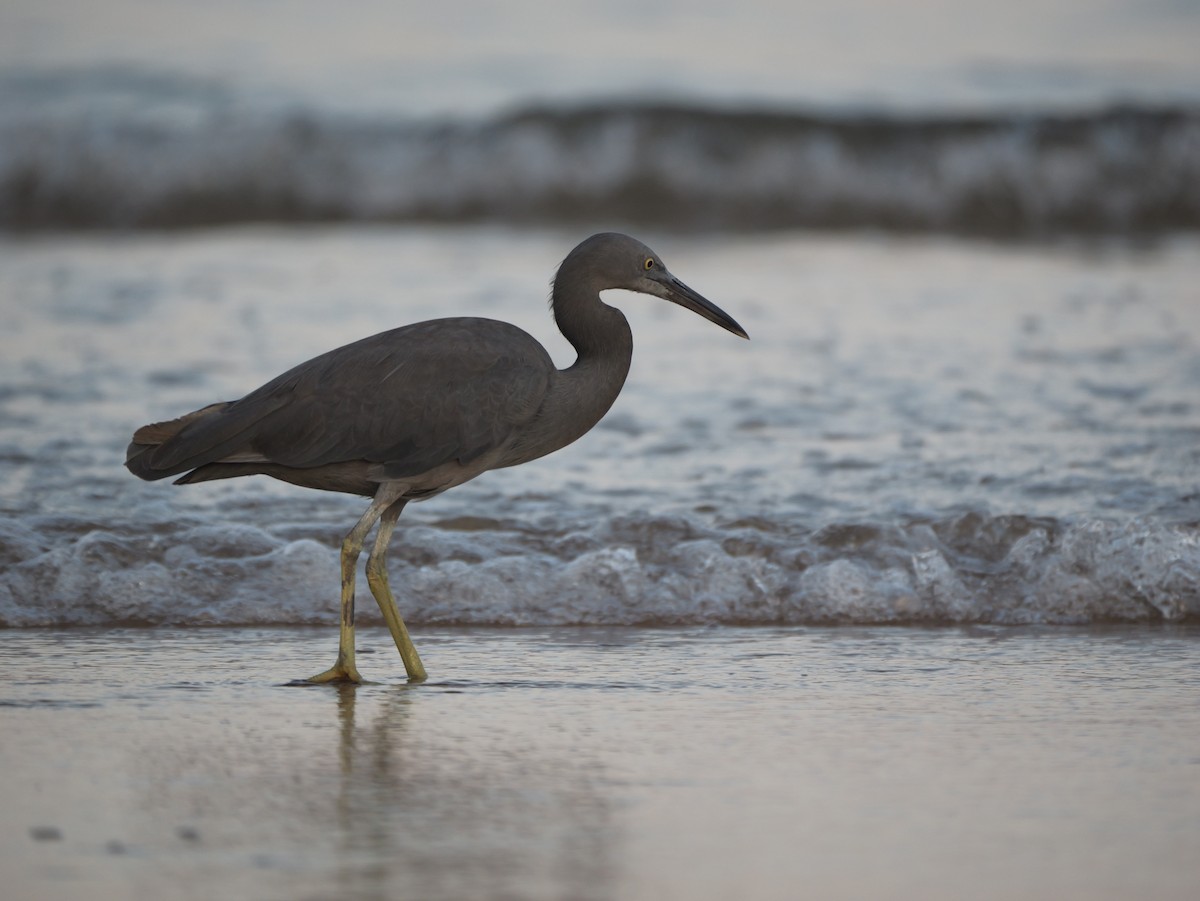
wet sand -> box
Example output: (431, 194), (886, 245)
(3, 624), (1198, 901)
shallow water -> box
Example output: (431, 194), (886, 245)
(2, 625), (1198, 901)
(1, 228), (1198, 627)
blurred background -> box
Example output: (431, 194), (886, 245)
(2, 0), (1198, 235)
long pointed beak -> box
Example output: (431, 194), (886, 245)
(653, 275), (749, 339)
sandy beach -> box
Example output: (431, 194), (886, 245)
(3, 624), (1197, 900)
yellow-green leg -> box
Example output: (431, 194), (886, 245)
(307, 485), (403, 684)
(365, 499), (427, 682)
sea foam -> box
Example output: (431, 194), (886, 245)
(2, 511), (1196, 628)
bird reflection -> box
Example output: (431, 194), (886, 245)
(320, 681), (617, 898)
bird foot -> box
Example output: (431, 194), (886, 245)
(304, 662), (365, 684)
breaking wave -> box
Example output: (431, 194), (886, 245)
(2, 510), (1197, 628)
(2, 88), (1198, 236)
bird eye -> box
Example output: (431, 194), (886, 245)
(644, 258), (655, 270)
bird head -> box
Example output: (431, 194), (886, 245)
(561, 233), (749, 340)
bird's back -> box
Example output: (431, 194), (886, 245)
(126, 317), (556, 493)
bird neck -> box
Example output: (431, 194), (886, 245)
(496, 268), (636, 471)
(542, 277), (634, 448)
(551, 276), (633, 366)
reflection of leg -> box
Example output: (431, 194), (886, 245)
(366, 499), (428, 682)
(308, 485), (404, 684)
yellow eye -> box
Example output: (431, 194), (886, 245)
(644, 258), (655, 270)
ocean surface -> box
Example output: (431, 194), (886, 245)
(2, 227), (1198, 628)
(2, 2), (1200, 236)
(1, 0), (1198, 628)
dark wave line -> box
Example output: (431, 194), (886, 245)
(2, 101), (1198, 235)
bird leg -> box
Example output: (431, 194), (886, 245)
(365, 499), (427, 682)
(307, 485), (404, 684)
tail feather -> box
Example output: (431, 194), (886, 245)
(129, 402), (230, 445)
(125, 402), (234, 482)
(173, 462), (267, 485)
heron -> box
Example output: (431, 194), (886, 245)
(126, 233), (748, 683)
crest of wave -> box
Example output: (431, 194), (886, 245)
(1, 513), (1197, 627)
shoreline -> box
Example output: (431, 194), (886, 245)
(4, 624), (1198, 900)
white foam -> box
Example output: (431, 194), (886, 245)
(2, 513), (1196, 628)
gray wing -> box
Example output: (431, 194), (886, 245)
(144, 318), (554, 479)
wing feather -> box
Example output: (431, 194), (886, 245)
(140, 318), (554, 481)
